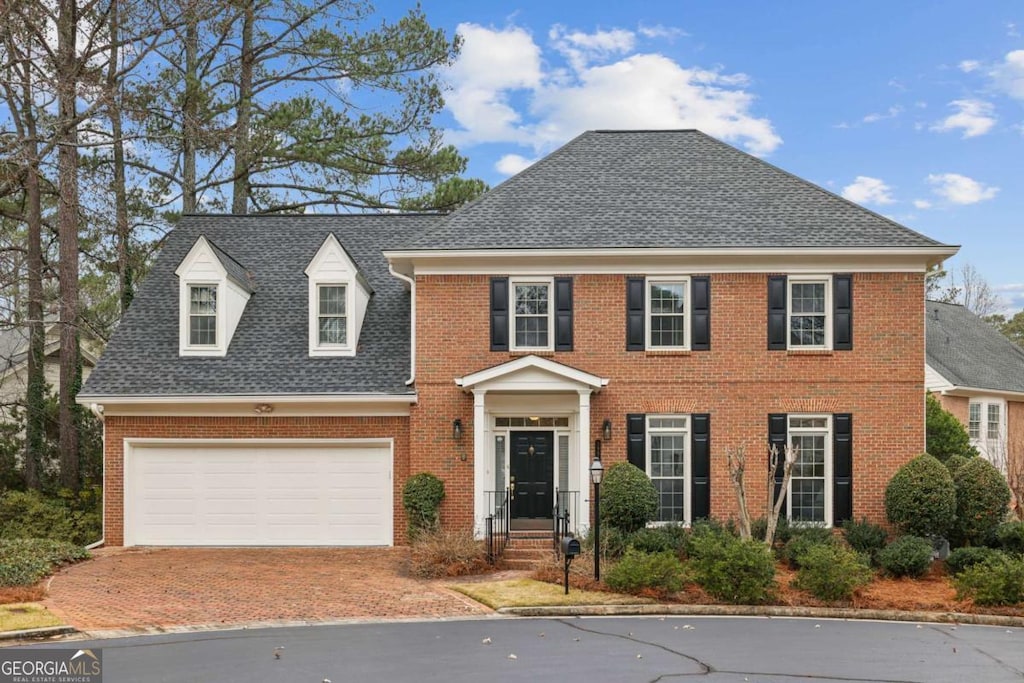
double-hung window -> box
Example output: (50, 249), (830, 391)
(510, 279), (552, 350)
(788, 277), (830, 349)
(188, 285), (218, 347)
(317, 284), (347, 346)
(969, 402), (981, 439)
(647, 279), (688, 349)
(969, 399), (1007, 471)
(646, 416), (689, 523)
(788, 415), (831, 525)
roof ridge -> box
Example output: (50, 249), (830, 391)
(181, 211), (444, 218)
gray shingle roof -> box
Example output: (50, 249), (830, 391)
(926, 300), (1024, 395)
(400, 130), (950, 251)
(206, 239), (255, 293)
(80, 214), (435, 397)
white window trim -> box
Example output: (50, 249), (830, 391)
(646, 414), (691, 525)
(509, 277), (555, 352)
(787, 414), (833, 527)
(308, 278), (356, 357)
(645, 276), (690, 351)
(179, 281), (226, 356)
(787, 274), (832, 350)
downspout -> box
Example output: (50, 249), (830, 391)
(86, 403), (105, 550)
(388, 264), (416, 386)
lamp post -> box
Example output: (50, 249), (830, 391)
(590, 440), (604, 582)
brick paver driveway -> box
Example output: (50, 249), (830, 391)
(44, 547), (488, 632)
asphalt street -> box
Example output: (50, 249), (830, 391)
(17, 616), (1024, 682)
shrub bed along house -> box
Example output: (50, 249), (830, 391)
(884, 454), (956, 539)
(604, 549), (683, 597)
(0, 539), (89, 587)
(781, 528), (837, 569)
(877, 536), (933, 578)
(954, 554), (1024, 606)
(687, 532), (776, 604)
(842, 518), (888, 562)
(946, 546), (1003, 576)
(793, 543), (872, 601)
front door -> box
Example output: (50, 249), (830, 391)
(510, 431), (554, 520)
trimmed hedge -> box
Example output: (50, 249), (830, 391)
(877, 536), (933, 578)
(944, 455), (970, 476)
(605, 549), (683, 596)
(688, 532), (776, 604)
(884, 454), (956, 538)
(951, 458), (1011, 547)
(794, 543), (872, 602)
(600, 463), (659, 533)
(403, 473), (445, 538)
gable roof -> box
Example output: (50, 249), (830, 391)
(206, 238), (256, 293)
(400, 130), (952, 251)
(926, 300), (1024, 395)
(80, 214), (434, 398)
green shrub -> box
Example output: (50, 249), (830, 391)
(954, 554), (1024, 606)
(794, 543), (873, 601)
(582, 525), (633, 560)
(884, 454), (956, 539)
(681, 519), (737, 558)
(0, 538), (90, 587)
(688, 533), (776, 604)
(605, 549), (684, 596)
(631, 525), (687, 554)
(992, 521), (1024, 554)
(751, 516), (792, 546)
(946, 546), (1003, 576)
(944, 455), (970, 476)
(781, 528), (837, 569)
(877, 536), (933, 578)
(0, 489), (100, 546)
(600, 463), (659, 533)
(842, 518), (888, 561)
(926, 392), (978, 462)
(403, 473), (445, 538)
(951, 458), (1011, 546)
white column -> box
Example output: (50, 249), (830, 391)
(577, 390), (591, 535)
(473, 389), (488, 538)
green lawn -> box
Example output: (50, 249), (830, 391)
(450, 579), (652, 609)
(0, 603), (63, 632)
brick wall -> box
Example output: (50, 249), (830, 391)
(102, 415), (409, 546)
(936, 394), (969, 424)
(414, 272), (926, 527)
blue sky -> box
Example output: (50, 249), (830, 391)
(403, 1), (1024, 312)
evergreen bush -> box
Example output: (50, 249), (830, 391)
(884, 454), (956, 538)
(877, 536), (933, 578)
(600, 463), (659, 533)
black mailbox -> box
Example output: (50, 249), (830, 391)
(561, 537), (581, 558)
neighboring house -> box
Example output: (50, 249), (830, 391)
(77, 130), (957, 548)
(926, 300), (1024, 475)
(0, 319), (100, 419)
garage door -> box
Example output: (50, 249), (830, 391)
(124, 441), (393, 546)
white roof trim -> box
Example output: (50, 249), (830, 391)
(386, 246), (959, 260)
(455, 355), (609, 391)
(933, 385), (1024, 401)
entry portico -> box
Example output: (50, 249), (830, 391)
(455, 355), (609, 536)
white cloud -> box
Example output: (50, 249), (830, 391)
(913, 199), (932, 209)
(994, 284), (1024, 313)
(445, 23), (781, 156)
(637, 24), (687, 40)
(958, 59), (981, 73)
(990, 50), (1024, 100)
(930, 99), (996, 138)
(841, 176), (895, 205)
(863, 105), (903, 123)
(495, 154), (536, 176)
(927, 173), (999, 204)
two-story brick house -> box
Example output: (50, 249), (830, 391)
(78, 130), (957, 547)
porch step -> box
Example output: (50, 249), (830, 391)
(500, 535), (558, 570)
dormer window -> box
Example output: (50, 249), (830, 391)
(317, 285), (347, 346)
(305, 234), (372, 357)
(189, 285), (218, 346)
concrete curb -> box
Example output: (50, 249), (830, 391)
(0, 626), (77, 642)
(498, 604), (1024, 627)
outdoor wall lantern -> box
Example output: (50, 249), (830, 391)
(452, 418), (463, 440)
(602, 418), (612, 441)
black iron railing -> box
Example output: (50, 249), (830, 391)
(553, 489), (579, 557)
(485, 489), (510, 564)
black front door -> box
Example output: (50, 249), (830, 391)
(510, 431), (554, 519)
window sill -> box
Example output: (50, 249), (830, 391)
(786, 349), (834, 356)
(644, 349), (692, 357)
(508, 350), (556, 357)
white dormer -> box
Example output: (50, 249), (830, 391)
(175, 236), (253, 357)
(305, 234), (372, 357)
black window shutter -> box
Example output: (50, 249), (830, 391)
(626, 413), (646, 469)
(768, 414), (788, 511)
(554, 277), (573, 351)
(833, 275), (853, 351)
(833, 413), (853, 525)
(490, 277), (509, 351)
(626, 278), (645, 351)
(691, 414), (711, 520)
(767, 276), (787, 350)
(691, 277), (711, 351)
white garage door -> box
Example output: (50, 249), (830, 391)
(124, 441), (393, 546)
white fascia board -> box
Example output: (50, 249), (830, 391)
(935, 386), (1024, 401)
(384, 246), (960, 277)
(455, 354), (609, 391)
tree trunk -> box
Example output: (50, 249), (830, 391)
(181, 4), (199, 214)
(57, 0), (81, 490)
(231, 0), (254, 215)
(108, 0), (133, 313)
(23, 99), (45, 491)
